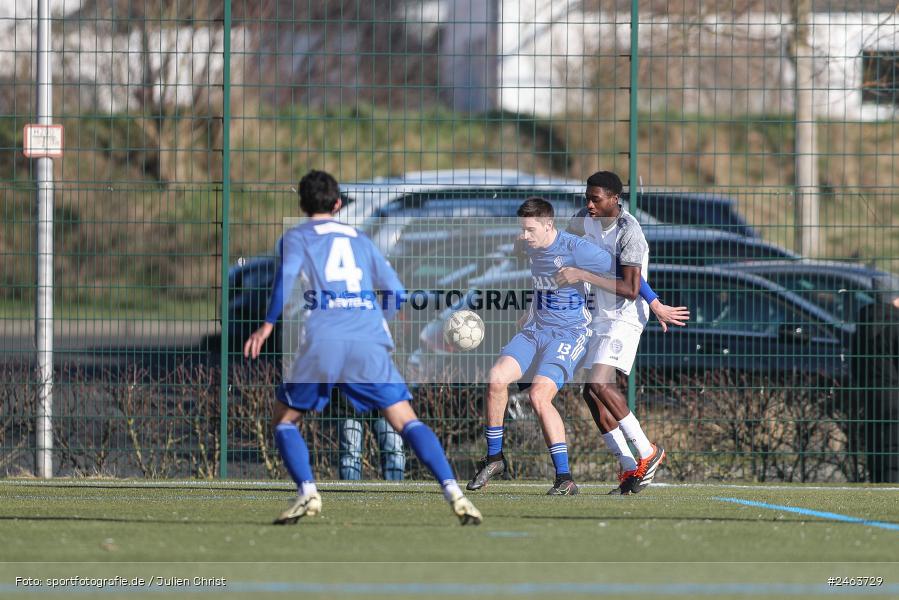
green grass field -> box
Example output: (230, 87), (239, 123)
(1, 480), (897, 599)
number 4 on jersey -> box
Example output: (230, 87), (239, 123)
(324, 237), (363, 293)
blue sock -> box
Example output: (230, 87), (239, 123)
(274, 423), (314, 487)
(485, 426), (504, 457)
(402, 420), (456, 487)
(549, 442), (570, 476)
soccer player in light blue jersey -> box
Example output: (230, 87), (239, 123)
(467, 197), (665, 495)
(244, 170), (481, 526)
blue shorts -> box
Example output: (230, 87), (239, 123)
(276, 338), (412, 413)
(501, 327), (590, 389)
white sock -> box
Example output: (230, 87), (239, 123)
(301, 481), (318, 497)
(602, 428), (638, 471)
(618, 412), (654, 459)
(441, 479), (463, 502)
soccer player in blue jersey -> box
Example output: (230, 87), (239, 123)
(244, 170), (482, 526)
(466, 197), (664, 495)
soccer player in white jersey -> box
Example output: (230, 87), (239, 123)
(244, 170), (482, 525)
(557, 171), (690, 494)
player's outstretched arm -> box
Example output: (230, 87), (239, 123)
(649, 300), (690, 333)
(246, 237), (295, 359)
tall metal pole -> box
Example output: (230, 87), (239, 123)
(35, 0), (54, 478)
(626, 0), (639, 413)
(219, 0), (232, 479)
(792, 0), (820, 257)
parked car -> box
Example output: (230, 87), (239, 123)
(222, 214), (793, 355)
(720, 259), (899, 326)
(621, 190), (758, 238)
(721, 260), (899, 483)
(336, 169), (655, 227)
(390, 217), (799, 289)
(407, 263), (852, 382)
(637, 264), (850, 377)
(642, 226), (796, 265)
(562, 220), (796, 266)
(570, 215), (795, 265)
(221, 171), (665, 353)
(340, 170), (756, 237)
(221, 170), (786, 353)
(221, 256), (279, 353)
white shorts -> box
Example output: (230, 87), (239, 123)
(583, 320), (644, 375)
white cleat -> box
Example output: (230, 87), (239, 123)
(450, 493), (483, 526)
(273, 493), (322, 525)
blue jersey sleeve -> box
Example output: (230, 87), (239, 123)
(264, 265), (284, 324)
(572, 238), (612, 274)
(369, 240), (407, 321)
(264, 236), (304, 324)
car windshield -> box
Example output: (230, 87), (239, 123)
(374, 216), (523, 291)
(335, 189), (390, 228)
(368, 195), (575, 225)
(358, 189), (659, 236)
(764, 272), (876, 322)
(626, 192), (756, 237)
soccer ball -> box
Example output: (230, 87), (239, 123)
(443, 310), (485, 351)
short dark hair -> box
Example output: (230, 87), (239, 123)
(298, 170), (340, 215)
(517, 196), (554, 219)
(586, 171), (623, 196)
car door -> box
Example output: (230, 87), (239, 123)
(638, 270), (846, 379)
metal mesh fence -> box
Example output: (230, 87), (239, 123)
(1, 0), (897, 483)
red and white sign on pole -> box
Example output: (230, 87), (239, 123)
(23, 124), (63, 158)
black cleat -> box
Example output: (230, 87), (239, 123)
(467, 455), (507, 490)
(607, 482), (630, 495)
(546, 476), (579, 496)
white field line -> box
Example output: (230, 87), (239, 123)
(2, 480), (898, 492)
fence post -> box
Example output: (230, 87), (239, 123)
(35, 0), (54, 479)
(792, 0), (821, 257)
(626, 0), (639, 414)
(218, 0), (233, 479)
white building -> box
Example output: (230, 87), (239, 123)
(3, 0), (898, 120)
(0, 0), (248, 113)
(496, 4), (899, 120)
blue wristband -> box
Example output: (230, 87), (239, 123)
(639, 278), (659, 304)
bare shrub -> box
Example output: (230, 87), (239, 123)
(1, 356), (865, 482)
(636, 368), (855, 482)
(0, 364), (37, 475)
